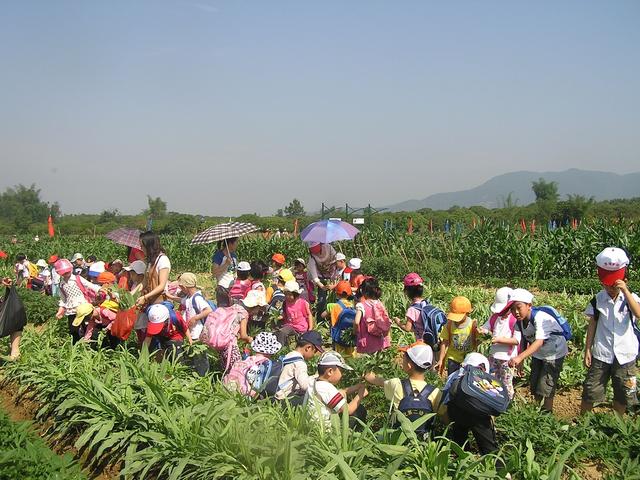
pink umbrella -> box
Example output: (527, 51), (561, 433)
(105, 227), (142, 249)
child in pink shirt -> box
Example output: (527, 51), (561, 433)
(354, 277), (391, 354)
(276, 280), (314, 346)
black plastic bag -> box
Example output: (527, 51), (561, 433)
(0, 287), (27, 338)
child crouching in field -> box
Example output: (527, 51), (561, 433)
(276, 280), (314, 346)
(364, 342), (444, 438)
(323, 281), (356, 357)
(305, 351), (368, 430)
(478, 287), (521, 400)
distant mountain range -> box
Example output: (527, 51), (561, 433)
(386, 169), (640, 212)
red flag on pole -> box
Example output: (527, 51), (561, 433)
(520, 218), (526, 233)
(530, 219), (536, 234)
(407, 217), (414, 235)
(48, 214), (55, 238)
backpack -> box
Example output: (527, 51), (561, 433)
(200, 305), (245, 373)
(530, 306), (572, 341)
(229, 279), (251, 300)
(147, 301), (188, 338)
(258, 355), (305, 398)
(74, 276), (96, 303)
(191, 292), (217, 315)
(364, 300), (391, 337)
(331, 300), (357, 346)
(590, 296), (640, 355)
(448, 366), (510, 416)
(488, 312), (521, 354)
(410, 300), (447, 347)
(223, 354), (270, 397)
(26, 262), (39, 279)
(395, 379), (436, 435)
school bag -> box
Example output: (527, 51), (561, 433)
(590, 296), (640, 355)
(364, 300), (391, 337)
(191, 292), (217, 315)
(200, 304), (245, 372)
(331, 300), (357, 346)
(488, 312), (521, 354)
(0, 287), (27, 338)
(448, 366), (510, 416)
(258, 355), (305, 398)
(74, 276), (97, 303)
(394, 379), (436, 435)
(223, 354), (270, 397)
(26, 262), (39, 279)
(229, 279), (251, 300)
(410, 300), (447, 347)
(530, 306), (572, 341)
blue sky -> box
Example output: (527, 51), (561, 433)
(1, 1), (638, 215)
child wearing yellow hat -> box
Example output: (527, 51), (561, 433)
(436, 296), (478, 377)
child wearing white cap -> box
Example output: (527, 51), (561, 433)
(478, 287), (521, 400)
(507, 289), (567, 413)
(581, 247), (640, 415)
(305, 351), (368, 430)
(364, 342), (444, 437)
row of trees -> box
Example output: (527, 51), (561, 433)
(0, 183), (637, 235)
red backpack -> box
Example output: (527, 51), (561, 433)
(364, 300), (391, 337)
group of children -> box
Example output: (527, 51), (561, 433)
(6, 242), (639, 458)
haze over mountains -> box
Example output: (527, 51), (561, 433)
(386, 169), (640, 212)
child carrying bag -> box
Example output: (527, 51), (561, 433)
(0, 287), (27, 338)
(448, 366), (510, 416)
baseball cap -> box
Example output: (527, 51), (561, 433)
(278, 268), (295, 283)
(294, 258), (306, 267)
(447, 296), (472, 322)
(334, 280), (352, 296)
(399, 341), (433, 369)
(48, 254), (59, 264)
(490, 287), (513, 314)
(596, 247), (629, 286)
(462, 352), (490, 372)
(318, 350), (353, 370)
(403, 273), (424, 287)
(36, 259), (48, 268)
(299, 330), (324, 352)
(335, 253), (346, 262)
(237, 261), (251, 272)
(54, 259), (73, 276)
(509, 288), (534, 305)
(88, 261), (106, 278)
(271, 253), (286, 265)
(348, 258), (362, 270)
(178, 272), (201, 289)
(72, 303), (94, 327)
(242, 289), (267, 308)
(124, 260), (146, 275)
(71, 253), (84, 262)
(97, 271), (116, 285)
(147, 304), (170, 335)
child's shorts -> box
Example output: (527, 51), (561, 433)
(530, 356), (564, 398)
(582, 358), (638, 406)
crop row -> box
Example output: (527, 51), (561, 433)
(2, 221), (639, 286)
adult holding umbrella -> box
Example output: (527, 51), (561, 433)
(191, 222), (258, 282)
(301, 219), (360, 316)
(105, 227), (145, 263)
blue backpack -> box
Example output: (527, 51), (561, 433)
(530, 306), (572, 341)
(191, 292), (217, 315)
(258, 355), (306, 398)
(395, 379), (436, 435)
(410, 300), (447, 347)
(331, 300), (357, 346)
(448, 366), (510, 416)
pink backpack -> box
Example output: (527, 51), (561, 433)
(74, 276), (96, 303)
(229, 279), (251, 300)
(364, 300), (391, 337)
(200, 304), (245, 350)
(488, 312), (520, 354)
(223, 354), (269, 397)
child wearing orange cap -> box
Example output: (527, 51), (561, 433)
(436, 296), (478, 377)
(581, 247), (640, 416)
(323, 280), (357, 357)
